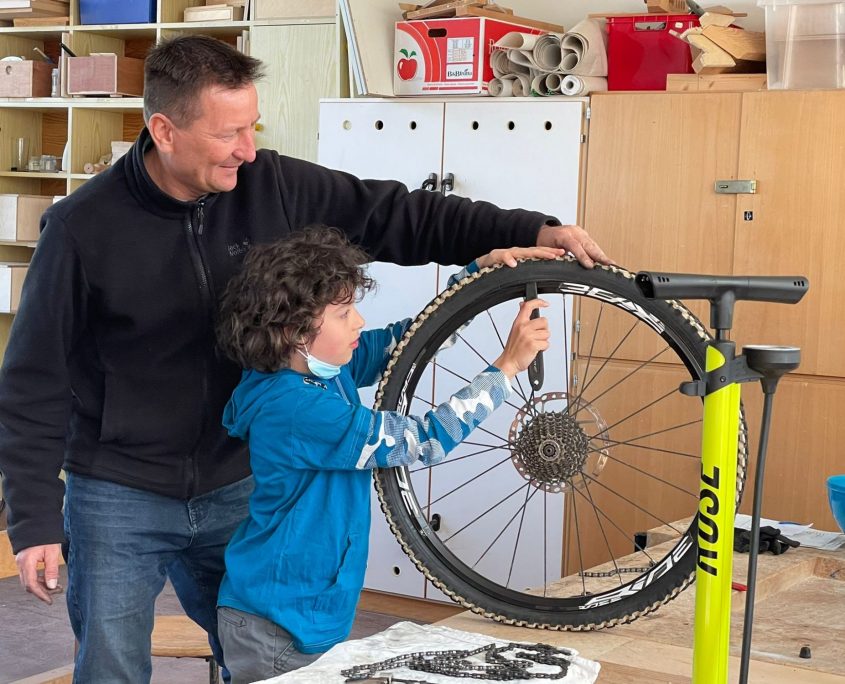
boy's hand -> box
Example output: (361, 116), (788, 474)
(494, 299), (550, 379)
(476, 246), (565, 270)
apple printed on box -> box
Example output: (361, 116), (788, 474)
(394, 17), (545, 96)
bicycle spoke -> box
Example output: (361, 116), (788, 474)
(409, 444), (505, 473)
(588, 420), (702, 459)
(429, 455), (514, 508)
(581, 472), (684, 535)
(572, 302), (604, 412)
(471, 483), (539, 571)
(591, 385), (682, 435)
(443, 481), (532, 543)
(506, 482), (535, 588)
(543, 491), (549, 597)
(598, 452), (698, 498)
(575, 473), (624, 583)
(570, 489), (588, 596)
(573, 318), (639, 403)
(433, 362), (531, 416)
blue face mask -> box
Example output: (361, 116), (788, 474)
(298, 347), (341, 379)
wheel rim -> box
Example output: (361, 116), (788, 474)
(374, 261), (746, 623)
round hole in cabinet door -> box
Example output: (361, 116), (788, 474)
(471, 121), (479, 130)
(375, 120), (384, 130)
(392, 566), (401, 575)
(545, 121), (553, 131)
(409, 120), (417, 130)
(342, 120), (352, 130)
(507, 121), (515, 131)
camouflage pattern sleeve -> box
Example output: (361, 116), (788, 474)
(355, 364), (511, 470)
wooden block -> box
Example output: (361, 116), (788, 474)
(699, 11), (735, 27)
(645, 0), (688, 14)
(66, 54), (144, 97)
(686, 33), (736, 73)
(0, 263), (28, 313)
(455, 5), (564, 33)
(701, 25), (765, 61)
(0, 194), (52, 242)
(0, 60), (52, 97)
(253, 0), (336, 19)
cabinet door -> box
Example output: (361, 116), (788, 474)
(441, 100), (583, 221)
(733, 90), (845, 377)
(318, 101), (445, 598)
(252, 24), (339, 162)
(581, 92), (743, 363)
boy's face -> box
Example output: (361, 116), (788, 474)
(309, 300), (365, 366)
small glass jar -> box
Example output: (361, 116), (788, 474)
(41, 154), (57, 172)
(27, 156), (41, 172)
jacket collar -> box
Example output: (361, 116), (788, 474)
(125, 127), (218, 219)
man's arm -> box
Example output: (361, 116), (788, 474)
(274, 155), (611, 268)
(0, 211), (83, 562)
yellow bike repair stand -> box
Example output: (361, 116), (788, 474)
(635, 272), (808, 684)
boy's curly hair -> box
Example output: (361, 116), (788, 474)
(217, 225), (374, 372)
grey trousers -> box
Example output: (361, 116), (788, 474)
(217, 606), (322, 683)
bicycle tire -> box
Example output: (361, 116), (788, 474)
(372, 258), (748, 630)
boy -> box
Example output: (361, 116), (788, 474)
(215, 225), (559, 682)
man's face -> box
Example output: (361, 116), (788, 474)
(164, 84), (260, 200)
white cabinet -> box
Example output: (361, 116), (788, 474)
(318, 97), (585, 600)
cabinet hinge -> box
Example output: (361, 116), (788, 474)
(575, 320), (581, 333)
(580, 133), (587, 144)
(585, 106), (591, 120)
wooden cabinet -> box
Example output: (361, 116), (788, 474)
(0, 0), (344, 355)
(583, 89), (845, 531)
(318, 97), (586, 599)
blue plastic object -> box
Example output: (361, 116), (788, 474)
(79, 0), (155, 25)
(827, 475), (845, 534)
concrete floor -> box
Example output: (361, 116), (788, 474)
(0, 567), (413, 684)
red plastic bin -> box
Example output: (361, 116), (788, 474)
(606, 14), (700, 90)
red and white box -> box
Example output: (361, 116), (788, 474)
(394, 17), (544, 95)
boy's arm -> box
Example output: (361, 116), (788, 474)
(286, 365), (511, 471)
(348, 319), (412, 388)
(356, 364), (510, 469)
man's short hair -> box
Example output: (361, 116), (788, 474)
(217, 226), (375, 373)
(144, 35), (265, 126)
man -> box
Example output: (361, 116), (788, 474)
(0, 35), (610, 681)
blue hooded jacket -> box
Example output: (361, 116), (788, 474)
(218, 267), (512, 653)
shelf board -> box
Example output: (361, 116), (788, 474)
(0, 97), (143, 110)
(0, 26), (68, 38)
(158, 20), (250, 36)
(0, 171), (67, 179)
(69, 23), (157, 38)
(0, 240), (37, 248)
(69, 173), (95, 180)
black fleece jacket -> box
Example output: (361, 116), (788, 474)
(0, 129), (557, 554)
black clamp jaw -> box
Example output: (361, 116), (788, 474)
(680, 355), (763, 397)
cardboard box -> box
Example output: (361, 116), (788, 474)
(394, 17), (544, 95)
(185, 4), (244, 21)
(0, 60), (53, 98)
(0, 194), (52, 243)
(66, 54), (144, 97)
(254, 0), (335, 19)
(0, 263), (28, 313)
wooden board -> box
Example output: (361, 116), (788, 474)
(666, 73), (767, 91)
(455, 5), (564, 32)
(702, 25), (766, 61)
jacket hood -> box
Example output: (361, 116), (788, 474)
(222, 369), (284, 439)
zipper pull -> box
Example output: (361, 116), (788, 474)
(196, 201), (205, 235)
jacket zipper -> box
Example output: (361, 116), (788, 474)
(184, 200), (213, 498)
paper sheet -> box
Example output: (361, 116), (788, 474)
(560, 19), (608, 77)
(561, 74), (607, 96)
(734, 513), (845, 551)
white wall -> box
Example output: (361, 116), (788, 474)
(507, 0), (765, 32)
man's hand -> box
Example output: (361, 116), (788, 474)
(537, 224), (613, 269)
(476, 246), (564, 269)
(17, 544), (63, 604)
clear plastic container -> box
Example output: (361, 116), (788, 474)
(759, 0), (845, 89)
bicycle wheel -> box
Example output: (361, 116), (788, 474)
(372, 258), (748, 629)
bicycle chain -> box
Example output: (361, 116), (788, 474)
(342, 642), (575, 681)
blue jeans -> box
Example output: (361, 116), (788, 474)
(63, 472), (253, 683)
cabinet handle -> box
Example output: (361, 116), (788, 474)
(420, 172), (438, 191)
(440, 172), (454, 194)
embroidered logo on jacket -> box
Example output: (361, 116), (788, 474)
(303, 377), (327, 390)
(227, 238), (251, 257)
